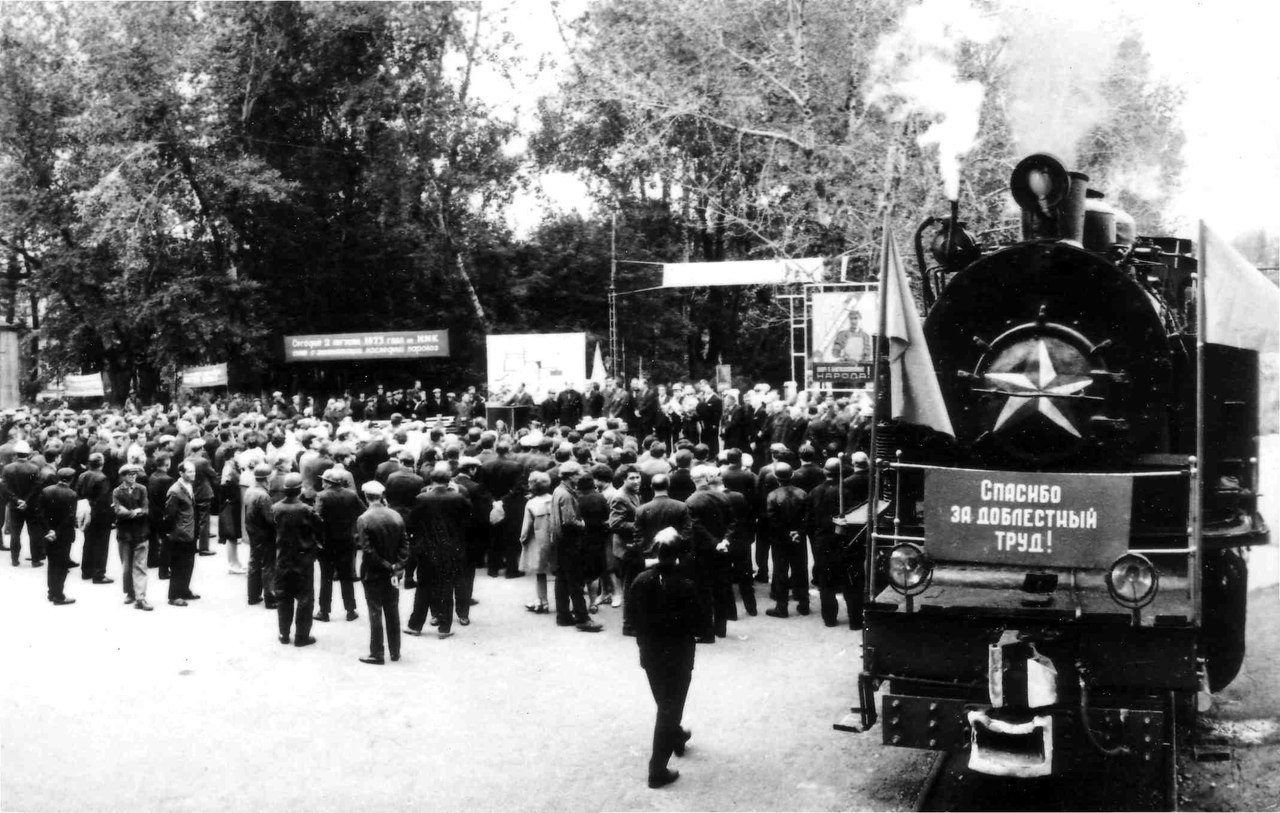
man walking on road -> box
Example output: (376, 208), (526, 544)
(357, 481), (408, 665)
(630, 528), (698, 789)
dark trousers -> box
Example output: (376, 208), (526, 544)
(498, 495), (526, 575)
(619, 554), (645, 632)
(317, 556), (356, 613)
(770, 535), (809, 611)
(813, 533), (858, 626)
(167, 544), (196, 601)
(645, 663), (692, 778)
(407, 558), (457, 634)
(276, 564), (315, 639)
(693, 555), (734, 638)
(455, 565), (475, 621)
(147, 520), (165, 568)
(11, 510), (45, 565)
(554, 540), (589, 623)
(363, 577), (400, 659)
(730, 541), (757, 614)
(195, 500), (212, 553)
(81, 518), (111, 580)
(247, 533), (275, 604)
(46, 535), (73, 601)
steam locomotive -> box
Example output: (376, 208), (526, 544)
(841, 153), (1269, 807)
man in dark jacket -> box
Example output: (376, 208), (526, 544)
(147, 451), (175, 577)
(764, 462), (809, 618)
(357, 481), (409, 665)
(314, 469), (362, 623)
(684, 465), (736, 642)
(165, 461), (200, 605)
(452, 457), (492, 625)
(556, 383), (584, 429)
(406, 466), (471, 638)
(480, 440), (524, 577)
(630, 529), (699, 789)
(2, 440), (45, 567)
(76, 452), (114, 584)
(112, 463), (151, 610)
(808, 458), (860, 629)
(185, 438), (218, 556)
(40, 468), (79, 605)
(243, 464), (277, 608)
(695, 381), (722, 456)
(549, 461), (601, 632)
(635, 382), (660, 440)
(272, 473), (323, 647)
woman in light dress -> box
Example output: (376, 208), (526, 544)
(519, 471), (555, 613)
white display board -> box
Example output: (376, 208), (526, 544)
(486, 332), (587, 397)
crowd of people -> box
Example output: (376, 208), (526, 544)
(5, 375), (877, 787)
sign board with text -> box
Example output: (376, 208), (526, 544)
(284, 330), (449, 362)
(181, 363), (228, 388)
(812, 361), (872, 385)
(923, 469), (1132, 569)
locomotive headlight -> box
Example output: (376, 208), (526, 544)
(887, 543), (934, 596)
(1105, 553), (1159, 609)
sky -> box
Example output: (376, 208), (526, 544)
(470, 0), (1280, 251)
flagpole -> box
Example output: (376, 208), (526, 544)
(866, 217), (892, 603)
(1191, 221), (1206, 626)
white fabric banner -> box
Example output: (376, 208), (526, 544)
(1202, 223), (1280, 353)
(182, 363), (229, 388)
(63, 373), (105, 398)
(661, 258), (826, 288)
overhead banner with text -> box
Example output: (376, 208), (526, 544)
(61, 373), (106, 398)
(284, 330), (449, 362)
(924, 469), (1132, 569)
(181, 363), (229, 388)
(662, 258), (826, 288)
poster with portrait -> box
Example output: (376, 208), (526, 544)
(810, 289), (877, 386)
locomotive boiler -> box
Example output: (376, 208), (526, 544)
(841, 153), (1269, 808)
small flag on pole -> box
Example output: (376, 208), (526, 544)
(1201, 223), (1279, 353)
(880, 224), (955, 437)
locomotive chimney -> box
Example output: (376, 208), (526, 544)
(1057, 172), (1089, 247)
(1010, 153), (1070, 241)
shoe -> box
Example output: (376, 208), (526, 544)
(556, 618), (576, 627)
(695, 636), (715, 644)
(438, 630), (455, 639)
(764, 607), (788, 618)
(745, 606), (758, 617)
(610, 595), (622, 609)
(248, 598), (263, 606)
(158, 569), (170, 580)
(32, 560), (43, 569)
(10, 560), (17, 567)
(279, 634), (291, 644)
(622, 627), (637, 637)
(168, 598), (188, 607)
(525, 603), (549, 614)
(197, 550), (216, 557)
(390, 653), (400, 662)
(505, 570), (526, 579)
(294, 636), (317, 648)
(576, 621), (603, 633)
(674, 728), (692, 757)
(135, 600), (154, 612)
(50, 597), (76, 606)
(589, 605), (599, 614)
(824, 619), (838, 627)
(313, 612), (331, 622)
(487, 570), (500, 578)
(648, 769), (680, 789)
(264, 602), (279, 610)
(754, 572), (769, 584)
(404, 627), (422, 636)
(458, 616), (470, 626)
(468, 598), (479, 606)
(184, 593), (201, 601)
(124, 595), (136, 604)
(797, 605), (811, 616)
(346, 610), (359, 621)
(359, 655), (385, 665)
(428, 616), (439, 627)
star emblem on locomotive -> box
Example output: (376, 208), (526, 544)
(983, 340), (1093, 438)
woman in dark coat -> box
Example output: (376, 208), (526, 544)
(218, 457), (245, 573)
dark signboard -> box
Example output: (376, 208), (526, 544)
(284, 330), (449, 362)
(812, 361), (872, 385)
(923, 469), (1132, 569)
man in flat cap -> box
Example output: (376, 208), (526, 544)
(112, 463), (152, 610)
(2, 440), (45, 568)
(272, 472), (323, 646)
(356, 481), (408, 665)
(77, 452), (114, 584)
(406, 465), (470, 639)
(40, 468), (79, 605)
(243, 463), (277, 608)
(452, 456), (491, 626)
(314, 467), (361, 623)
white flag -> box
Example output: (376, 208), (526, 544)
(1202, 223), (1279, 353)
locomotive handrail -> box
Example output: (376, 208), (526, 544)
(883, 461), (1188, 478)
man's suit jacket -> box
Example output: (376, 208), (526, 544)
(165, 480), (197, 550)
(633, 494), (692, 555)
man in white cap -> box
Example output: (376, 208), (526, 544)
(356, 480), (408, 665)
(113, 463), (152, 610)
